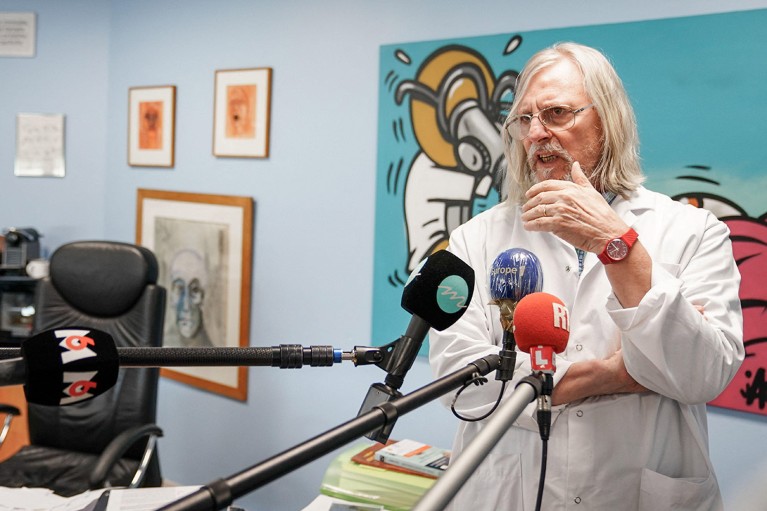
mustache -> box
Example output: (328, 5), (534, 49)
(526, 141), (574, 168)
(527, 142), (575, 181)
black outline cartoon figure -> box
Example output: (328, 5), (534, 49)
(394, 39), (521, 273)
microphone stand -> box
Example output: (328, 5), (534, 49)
(159, 354), (498, 511)
(411, 373), (543, 511)
(356, 317), (429, 443)
(0, 345), (385, 367)
(156, 354), (499, 511)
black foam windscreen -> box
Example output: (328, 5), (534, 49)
(21, 327), (119, 406)
(401, 250), (475, 331)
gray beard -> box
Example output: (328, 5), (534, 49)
(537, 167), (573, 183)
(527, 141), (575, 183)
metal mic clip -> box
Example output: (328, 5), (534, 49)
(492, 299), (518, 382)
(343, 346), (386, 366)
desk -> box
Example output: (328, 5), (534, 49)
(0, 276), (39, 459)
(0, 385), (28, 462)
(0, 278), (36, 462)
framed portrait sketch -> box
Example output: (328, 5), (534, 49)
(136, 189), (254, 401)
(128, 86), (176, 167)
(213, 67), (272, 158)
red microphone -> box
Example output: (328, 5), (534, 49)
(513, 292), (570, 374)
(512, 292), (570, 441)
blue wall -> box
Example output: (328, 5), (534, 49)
(0, 1), (109, 250)
(1, 1), (766, 510)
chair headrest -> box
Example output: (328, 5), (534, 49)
(49, 241), (159, 317)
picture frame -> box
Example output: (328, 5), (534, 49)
(213, 67), (272, 158)
(128, 86), (176, 167)
(136, 189), (254, 401)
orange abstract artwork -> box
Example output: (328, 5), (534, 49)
(225, 85), (257, 139)
(139, 101), (163, 150)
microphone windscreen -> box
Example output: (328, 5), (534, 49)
(489, 248), (543, 302)
(513, 292), (570, 353)
(21, 327), (119, 406)
(401, 250), (475, 331)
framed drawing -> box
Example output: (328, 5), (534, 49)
(128, 86), (176, 167)
(136, 189), (254, 401)
(213, 67), (272, 158)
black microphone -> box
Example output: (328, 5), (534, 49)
(5, 327), (120, 406)
(488, 248), (543, 381)
(388, 249), (475, 387)
(358, 249), (475, 443)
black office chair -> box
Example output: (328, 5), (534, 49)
(0, 240), (166, 496)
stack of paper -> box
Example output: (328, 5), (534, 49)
(320, 443), (437, 511)
(0, 485), (202, 511)
(0, 487), (106, 511)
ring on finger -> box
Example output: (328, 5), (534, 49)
(542, 205), (548, 217)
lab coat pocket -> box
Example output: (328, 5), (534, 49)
(449, 453), (524, 511)
(638, 467), (721, 511)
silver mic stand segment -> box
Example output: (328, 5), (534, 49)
(412, 375), (542, 511)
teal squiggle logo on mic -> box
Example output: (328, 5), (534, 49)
(436, 275), (469, 314)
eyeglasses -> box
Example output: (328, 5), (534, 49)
(505, 104), (594, 140)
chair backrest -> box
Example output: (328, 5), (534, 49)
(28, 241), (166, 466)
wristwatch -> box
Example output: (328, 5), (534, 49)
(598, 228), (638, 264)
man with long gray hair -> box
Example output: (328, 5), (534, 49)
(429, 42), (743, 510)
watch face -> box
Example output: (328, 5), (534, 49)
(606, 239), (628, 261)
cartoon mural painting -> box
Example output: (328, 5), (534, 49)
(673, 168), (767, 415)
(372, 11), (767, 416)
(394, 39), (520, 273)
(720, 216), (767, 412)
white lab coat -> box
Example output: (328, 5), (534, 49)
(429, 186), (744, 511)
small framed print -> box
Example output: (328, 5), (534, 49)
(213, 67), (272, 158)
(128, 85), (176, 167)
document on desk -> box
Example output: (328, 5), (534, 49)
(0, 486), (201, 511)
(0, 487), (107, 511)
(103, 486), (202, 510)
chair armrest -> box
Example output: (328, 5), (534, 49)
(90, 423), (164, 489)
(0, 405), (21, 448)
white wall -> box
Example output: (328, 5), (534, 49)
(1, 1), (766, 510)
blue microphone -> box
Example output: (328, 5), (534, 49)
(488, 248), (543, 381)
(490, 248), (543, 319)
